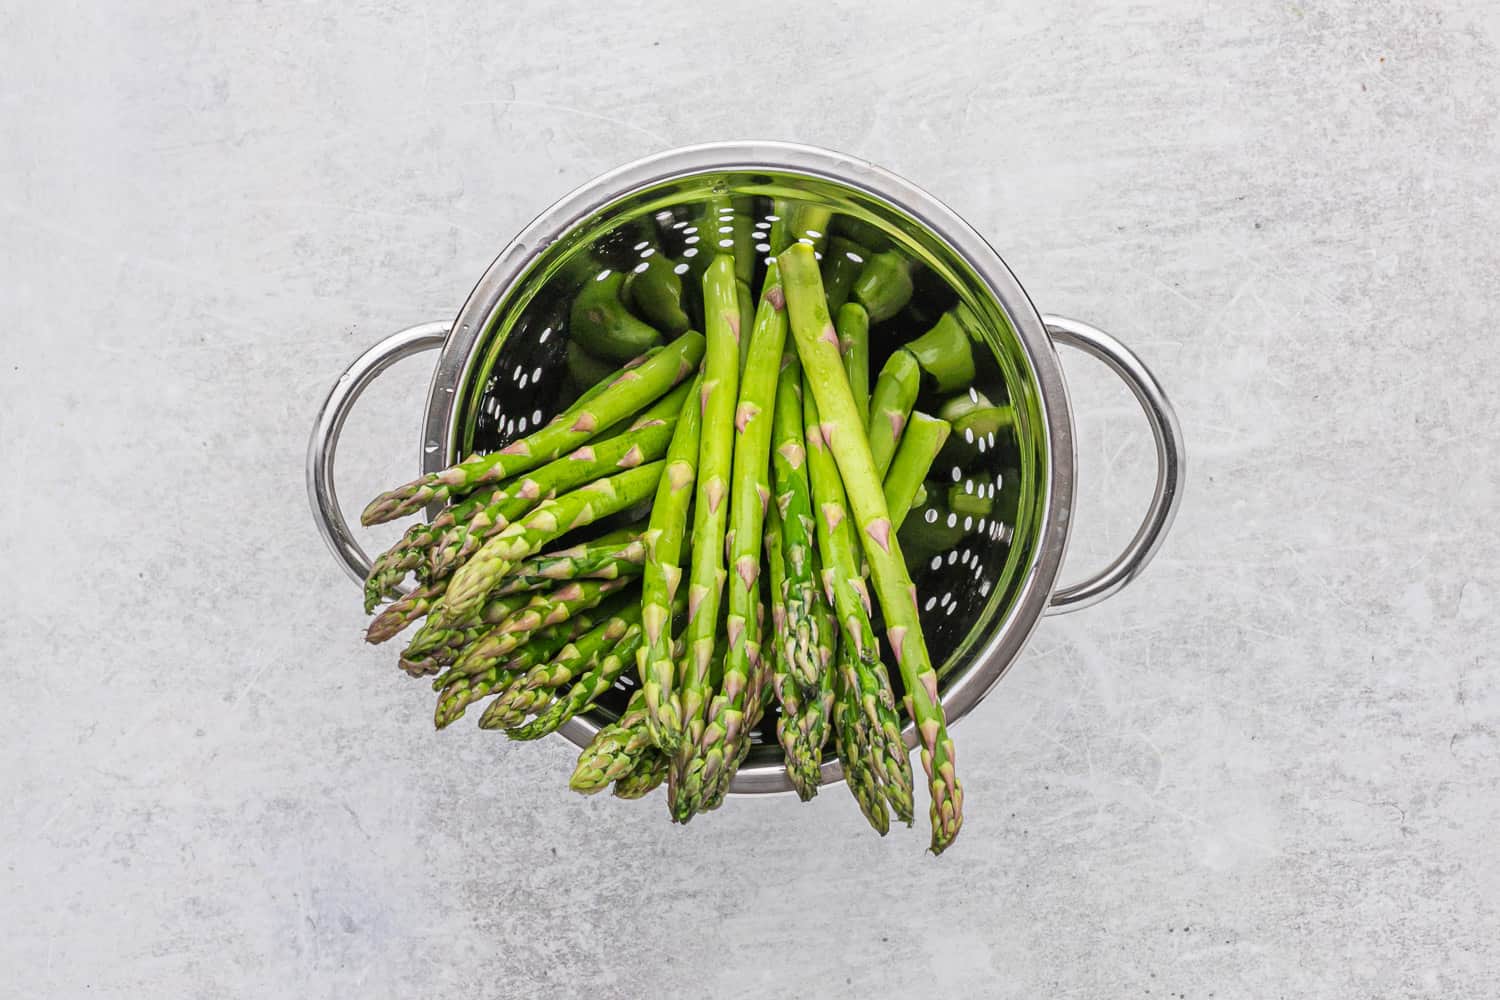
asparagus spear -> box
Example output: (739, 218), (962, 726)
(834, 654), (889, 835)
(696, 262), (787, 798)
(365, 580), (446, 644)
(637, 374), (705, 752)
(361, 331), (703, 525)
(431, 460), (666, 628)
(398, 592), (532, 674)
(768, 351), (822, 689)
(866, 310), (978, 479)
(424, 384), (688, 579)
(504, 625), (646, 740)
(494, 534), (646, 596)
(569, 689), (654, 794)
(480, 599), (642, 729)
(676, 256), (741, 761)
(851, 250), (914, 322)
(364, 482), (508, 610)
(736, 279), (755, 370)
(612, 751), (669, 799)
(882, 411), (952, 529)
(832, 214), (891, 253)
(489, 577), (634, 643)
(804, 383), (916, 825)
(837, 303), (871, 427)
(431, 612), (594, 729)
(781, 243), (963, 854)
(569, 271), (665, 362)
(767, 508), (825, 800)
(821, 236), (869, 313)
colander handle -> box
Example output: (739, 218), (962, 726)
(1042, 315), (1185, 615)
(306, 322), (451, 587)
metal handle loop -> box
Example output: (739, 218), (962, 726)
(306, 322), (450, 586)
(1043, 315), (1185, 615)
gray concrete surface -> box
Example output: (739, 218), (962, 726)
(4, 1), (1499, 997)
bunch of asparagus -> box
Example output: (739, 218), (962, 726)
(358, 203), (987, 853)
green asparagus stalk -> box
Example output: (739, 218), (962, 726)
(767, 508), (826, 800)
(365, 579), (446, 644)
(569, 271), (665, 362)
(804, 383), (916, 825)
(851, 250), (914, 322)
(781, 242), (963, 854)
(696, 262), (787, 798)
(431, 613), (594, 729)
(834, 656), (889, 835)
(489, 577), (634, 643)
(837, 303), (871, 428)
(364, 482), (508, 610)
(569, 689), (655, 794)
(612, 751), (669, 799)
(480, 599), (642, 729)
(401, 592), (531, 668)
(623, 254), (691, 335)
(768, 351), (822, 689)
(866, 310), (977, 479)
(676, 255), (741, 756)
(432, 460), (666, 628)
(425, 383), (689, 579)
(494, 533), (646, 596)
(883, 411), (951, 529)
(821, 236), (869, 313)
(361, 331), (703, 525)
(503, 625), (645, 741)
(736, 279), (755, 370)
(637, 373), (705, 752)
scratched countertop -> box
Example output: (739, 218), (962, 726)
(4, 2), (1498, 997)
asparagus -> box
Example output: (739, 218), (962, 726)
(361, 331), (703, 524)
(432, 460), (666, 628)
(851, 250), (914, 322)
(781, 243), (963, 853)
(768, 352), (822, 689)
(883, 411), (952, 529)
(736, 279), (755, 370)
(676, 256), (741, 762)
(637, 374), (705, 752)
(612, 751), (669, 799)
(432, 616), (587, 729)
(425, 384), (688, 578)
(494, 533), (646, 596)
(866, 310), (978, 479)
(569, 689), (654, 794)
(834, 655), (889, 835)
(503, 625), (646, 741)
(490, 577), (634, 643)
(400, 591), (531, 667)
(767, 508), (825, 800)
(821, 236), (869, 313)
(480, 599), (642, 729)
(837, 303), (871, 428)
(696, 262), (787, 798)
(364, 482), (511, 610)
(569, 271), (665, 362)
(365, 580), (446, 644)
(804, 383), (916, 824)
(623, 254), (690, 335)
